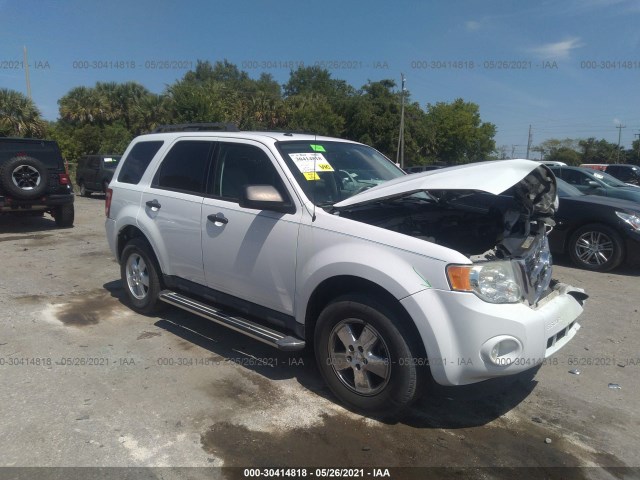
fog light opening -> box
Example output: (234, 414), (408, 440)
(481, 336), (523, 366)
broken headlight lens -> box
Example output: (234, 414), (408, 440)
(447, 261), (522, 304)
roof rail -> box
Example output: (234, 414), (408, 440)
(151, 123), (240, 133)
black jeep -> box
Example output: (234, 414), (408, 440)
(0, 137), (75, 227)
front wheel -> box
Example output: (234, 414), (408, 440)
(314, 295), (422, 416)
(568, 224), (624, 272)
(120, 238), (164, 315)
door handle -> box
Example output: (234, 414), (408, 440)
(207, 213), (228, 224)
(146, 199), (161, 210)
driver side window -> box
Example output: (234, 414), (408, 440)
(214, 143), (287, 202)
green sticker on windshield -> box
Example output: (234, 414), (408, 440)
(310, 144), (326, 152)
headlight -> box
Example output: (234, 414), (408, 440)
(447, 261), (522, 304)
(616, 211), (640, 231)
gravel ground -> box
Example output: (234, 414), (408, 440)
(0, 195), (639, 479)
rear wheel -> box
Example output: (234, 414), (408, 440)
(53, 204), (74, 228)
(314, 295), (422, 416)
(120, 238), (164, 315)
(568, 224), (624, 272)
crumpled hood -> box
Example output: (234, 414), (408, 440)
(334, 159), (557, 216)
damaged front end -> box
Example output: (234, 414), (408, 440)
(335, 160), (571, 306)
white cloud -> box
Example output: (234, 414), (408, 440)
(529, 37), (584, 59)
(465, 20), (481, 31)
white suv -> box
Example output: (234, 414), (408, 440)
(105, 125), (586, 415)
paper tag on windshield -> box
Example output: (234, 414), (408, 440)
(288, 153), (334, 178)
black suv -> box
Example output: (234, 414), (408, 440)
(603, 164), (640, 186)
(0, 137), (74, 227)
(76, 154), (121, 196)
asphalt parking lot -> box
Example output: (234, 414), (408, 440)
(1, 196), (639, 479)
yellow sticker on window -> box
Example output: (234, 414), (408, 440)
(288, 153), (335, 179)
(303, 172), (321, 181)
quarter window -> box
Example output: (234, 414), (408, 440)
(118, 141), (164, 184)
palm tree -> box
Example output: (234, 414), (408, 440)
(58, 86), (109, 124)
(0, 88), (46, 137)
(96, 81), (150, 130)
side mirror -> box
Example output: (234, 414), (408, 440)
(239, 185), (295, 214)
(586, 180), (600, 188)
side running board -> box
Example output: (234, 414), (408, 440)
(158, 290), (305, 351)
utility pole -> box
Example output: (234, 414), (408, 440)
(526, 125), (532, 159)
(616, 124), (626, 163)
(23, 46), (32, 100)
(396, 73), (406, 169)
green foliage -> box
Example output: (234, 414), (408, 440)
(421, 99), (497, 164)
(0, 88), (46, 138)
(50, 61), (501, 167)
(578, 137), (622, 163)
(533, 137), (636, 166)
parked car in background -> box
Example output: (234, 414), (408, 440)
(548, 179), (640, 272)
(0, 137), (74, 227)
(76, 154), (121, 196)
(580, 163), (608, 172)
(548, 165), (640, 203)
(581, 164), (640, 186)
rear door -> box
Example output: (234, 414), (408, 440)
(140, 139), (214, 285)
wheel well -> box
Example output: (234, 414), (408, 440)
(117, 225), (149, 262)
(305, 275), (426, 356)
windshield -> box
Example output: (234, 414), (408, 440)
(556, 179), (584, 198)
(588, 169), (628, 187)
(276, 141), (405, 206)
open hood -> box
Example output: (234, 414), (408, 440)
(334, 159), (557, 214)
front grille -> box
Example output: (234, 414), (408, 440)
(547, 321), (576, 350)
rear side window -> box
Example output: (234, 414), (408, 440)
(118, 141), (164, 184)
(152, 140), (213, 194)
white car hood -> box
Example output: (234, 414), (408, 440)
(334, 159), (555, 208)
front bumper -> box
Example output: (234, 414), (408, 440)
(400, 282), (586, 386)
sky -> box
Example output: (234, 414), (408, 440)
(1, 0), (639, 157)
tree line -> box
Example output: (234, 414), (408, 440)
(1, 59), (638, 167)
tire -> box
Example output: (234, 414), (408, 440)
(314, 295), (421, 416)
(53, 204), (74, 228)
(79, 182), (91, 197)
(568, 224), (624, 272)
(0, 156), (49, 199)
(120, 238), (164, 315)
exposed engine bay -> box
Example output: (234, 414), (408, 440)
(335, 165), (557, 261)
